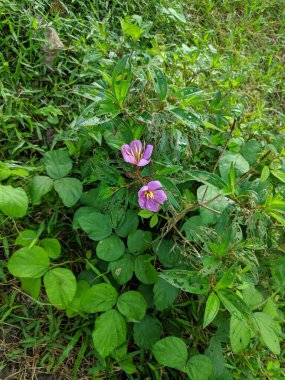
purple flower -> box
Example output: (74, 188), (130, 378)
(121, 140), (153, 167)
(138, 181), (168, 212)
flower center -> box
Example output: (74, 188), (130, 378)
(145, 190), (154, 199)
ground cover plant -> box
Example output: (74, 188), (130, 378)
(1, 0), (285, 379)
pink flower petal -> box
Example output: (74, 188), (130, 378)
(137, 158), (150, 167)
(154, 190), (167, 204)
(145, 198), (159, 212)
(129, 140), (142, 155)
(148, 181), (162, 191)
(121, 144), (136, 164)
(142, 145), (153, 161)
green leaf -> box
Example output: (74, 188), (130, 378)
(0, 185), (28, 218)
(230, 315), (251, 353)
(8, 246), (50, 278)
(160, 270), (210, 294)
(21, 277), (41, 299)
(117, 290), (147, 322)
(115, 210), (139, 237)
(219, 151), (249, 179)
(152, 67), (168, 100)
(76, 209), (112, 241)
(29, 176), (54, 205)
(153, 278), (179, 311)
(110, 254), (135, 285)
(121, 19), (144, 42)
(170, 107), (201, 127)
(150, 214), (158, 228)
(271, 170), (285, 183)
(133, 315), (162, 349)
(152, 239), (181, 268)
(92, 309), (126, 358)
(54, 178), (83, 207)
(112, 56), (132, 107)
(80, 283), (117, 313)
(127, 230), (152, 255)
(241, 140), (261, 165)
(215, 264), (236, 290)
(203, 292), (220, 328)
(197, 185), (228, 225)
(44, 150), (73, 179)
(40, 238), (61, 259)
(186, 355), (213, 380)
(217, 290), (251, 320)
(152, 336), (188, 370)
(186, 170), (227, 190)
(96, 235), (125, 262)
(134, 254), (158, 284)
(15, 230), (38, 247)
(44, 268), (77, 310)
(254, 312), (280, 355)
(66, 280), (90, 317)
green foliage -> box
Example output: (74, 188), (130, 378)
(1, 0), (285, 378)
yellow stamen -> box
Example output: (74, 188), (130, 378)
(145, 190), (154, 199)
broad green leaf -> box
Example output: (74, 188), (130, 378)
(92, 309), (126, 358)
(203, 292), (220, 328)
(44, 268), (77, 310)
(254, 312), (280, 355)
(110, 254), (135, 285)
(133, 315), (162, 349)
(152, 239), (181, 268)
(134, 254), (158, 284)
(8, 246), (50, 278)
(219, 151), (249, 179)
(152, 336), (188, 370)
(117, 290), (147, 322)
(44, 150), (72, 179)
(76, 210), (112, 241)
(29, 176), (54, 205)
(127, 230), (152, 255)
(96, 235), (125, 261)
(54, 178), (83, 207)
(15, 230), (38, 247)
(0, 185), (28, 218)
(21, 277), (41, 299)
(66, 280), (90, 317)
(186, 355), (213, 380)
(197, 185), (229, 225)
(241, 140), (261, 165)
(153, 278), (179, 311)
(41, 238), (61, 259)
(80, 283), (117, 313)
(230, 315), (251, 353)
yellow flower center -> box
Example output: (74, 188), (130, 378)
(145, 190), (154, 199)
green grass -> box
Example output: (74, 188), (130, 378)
(0, 0), (285, 378)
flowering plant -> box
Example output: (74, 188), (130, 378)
(121, 140), (167, 212)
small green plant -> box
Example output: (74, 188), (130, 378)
(1, 0), (285, 379)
